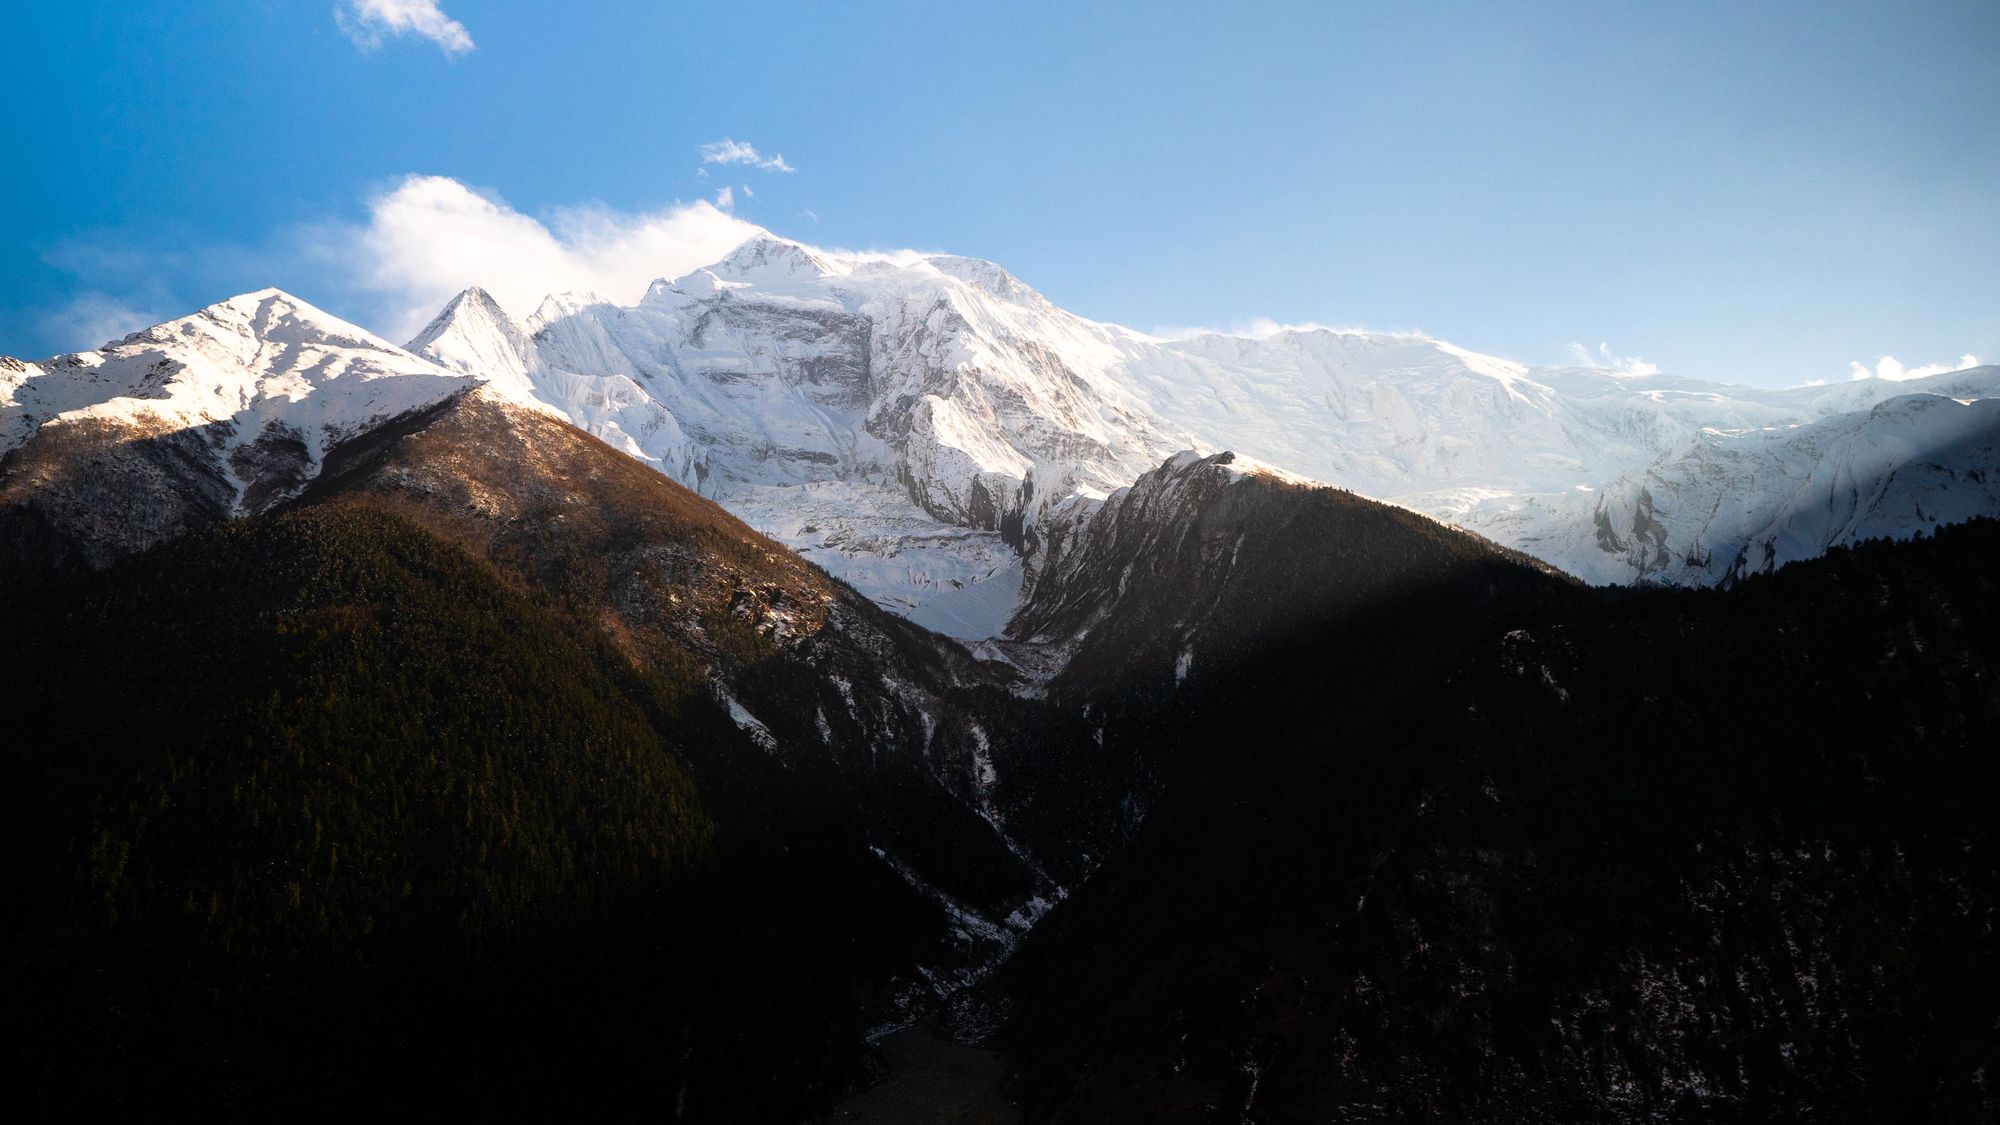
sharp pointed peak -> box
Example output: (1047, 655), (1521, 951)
(440, 285), (510, 314)
(407, 286), (536, 378)
(412, 286), (524, 338)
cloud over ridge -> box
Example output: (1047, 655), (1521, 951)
(1849, 353), (1982, 382)
(320, 175), (764, 340)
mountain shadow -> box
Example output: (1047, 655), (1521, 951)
(999, 519), (2000, 1124)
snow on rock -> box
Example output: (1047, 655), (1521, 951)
(404, 236), (1202, 637)
(4, 289), (476, 529)
(27, 239), (1985, 626)
(719, 687), (780, 752)
(1455, 384), (2000, 586)
(419, 232), (1999, 624)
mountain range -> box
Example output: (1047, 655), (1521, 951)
(3, 237), (1996, 1120)
(400, 235), (2000, 623)
(7, 238), (1995, 635)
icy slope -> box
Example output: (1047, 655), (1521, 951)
(1455, 385), (2000, 585)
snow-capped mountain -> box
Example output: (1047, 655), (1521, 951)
(1, 289), (477, 565)
(2, 288), (471, 465)
(8, 247), (1998, 1122)
(401, 233), (1999, 628)
(1097, 334), (1999, 587)
(408, 237), (1200, 638)
(11, 236), (1996, 626)
(1453, 383), (2000, 585)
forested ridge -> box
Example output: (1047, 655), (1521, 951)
(0, 503), (865, 1115)
(1000, 519), (2000, 1123)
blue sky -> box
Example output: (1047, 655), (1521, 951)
(5, 0), (1996, 386)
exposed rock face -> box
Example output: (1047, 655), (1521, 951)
(414, 239), (1193, 638)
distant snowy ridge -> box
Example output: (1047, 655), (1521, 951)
(1454, 384), (2000, 585)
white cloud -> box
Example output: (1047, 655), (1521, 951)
(698, 138), (796, 173)
(714, 185), (735, 211)
(318, 175), (764, 340)
(1567, 341), (1661, 377)
(336, 0), (475, 56)
(39, 292), (166, 353)
(1848, 353), (1981, 381)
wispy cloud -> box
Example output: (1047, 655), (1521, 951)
(310, 174), (764, 340)
(38, 292), (166, 353)
(1567, 341), (1661, 377)
(336, 0), (475, 56)
(698, 138), (796, 173)
(713, 186), (735, 211)
(1848, 353), (1981, 381)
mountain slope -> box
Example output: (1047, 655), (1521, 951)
(0, 289), (475, 568)
(1456, 385), (2000, 585)
(983, 449), (1578, 843)
(0, 350), (1136, 1057)
(999, 519), (2000, 1124)
(404, 238), (1198, 637)
(6, 275), (1996, 1119)
(291, 384), (1116, 908)
(1010, 450), (1571, 697)
(0, 504), (817, 1114)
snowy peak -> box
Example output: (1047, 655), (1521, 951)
(646, 268), (743, 302)
(166, 287), (411, 359)
(408, 285), (519, 352)
(0, 289), (476, 563)
(406, 285), (540, 395)
(5, 288), (461, 454)
(437, 231), (2000, 630)
(922, 254), (1054, 311)
(704, 236), (839, 284)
